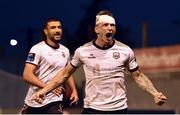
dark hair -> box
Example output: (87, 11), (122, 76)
(42, 18), (60, 40)
(96, 10), (113, 17)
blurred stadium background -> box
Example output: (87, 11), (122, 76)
(0, 0), (180, 114)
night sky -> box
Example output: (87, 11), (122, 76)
(0, 0), (180, 75)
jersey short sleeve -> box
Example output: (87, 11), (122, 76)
(70, 47), (82, 68)
(127, 47), (139, 72)
(26, 46), (41, 65)
(65, 49), (71, 66)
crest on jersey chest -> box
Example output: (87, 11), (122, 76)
(113, 52), (120, 59)
(61, 52), (65, 58)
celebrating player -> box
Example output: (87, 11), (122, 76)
(32, 11), (167, 114)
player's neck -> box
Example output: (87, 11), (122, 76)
(94, 39), (114, 49)
(95, 38), (113, 48)
(45, 39), (59, 49)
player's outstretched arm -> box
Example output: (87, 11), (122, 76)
(131, 69), (167, 105)
(32, 63), (76, 103)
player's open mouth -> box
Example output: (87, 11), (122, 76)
(106, 33), (112, 38)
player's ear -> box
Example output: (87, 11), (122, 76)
(94, 26), (99, 34)
(44, 29), (48, 35)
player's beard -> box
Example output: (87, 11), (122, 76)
(49, 33), (62, 43)
(52, 37), (61, 43)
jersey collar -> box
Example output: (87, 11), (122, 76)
(93, 39), (115, 50)
(44, 40), (60, 49)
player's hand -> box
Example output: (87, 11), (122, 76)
(69, 91), (79, 106)
(154, 92), (167, 106)
(51, 86), (65, 97)
(32, 91), (46, 104)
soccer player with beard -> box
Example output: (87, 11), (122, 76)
(32, 11), (167, 114)
(20, 18), (78, 114)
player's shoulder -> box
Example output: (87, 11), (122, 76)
(60, 44), (68, 49)
(31, 41), (45, 49)
(80, 41), (93, 48)
(114, 40), (129, 48)
(59, 44), (70, 51)
(114, 40), (135, 53)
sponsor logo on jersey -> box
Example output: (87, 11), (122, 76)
(113, 52), (120, 59)
(27, 53), (35, 61)
(88, 53), (96, 58)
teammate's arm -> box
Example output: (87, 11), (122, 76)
(66, 76), (79, 105)
(131, 69), (167, 105)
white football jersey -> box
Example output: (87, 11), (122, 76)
(71, 40), (138, 111)
(24, 41), (70, 107)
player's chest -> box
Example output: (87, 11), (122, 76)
(81, 50), (128, 66)
(41, 50), (68, 65)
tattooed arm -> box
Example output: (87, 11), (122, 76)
(131, 69), (167, 105)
